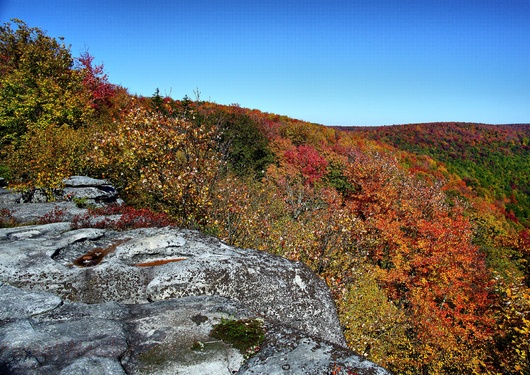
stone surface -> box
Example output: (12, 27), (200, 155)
(63, 176), (112, 187)
(62, 175), (120, 204)
(241, 324), (390, 375)
(0, 283), (62, 320)
(0, 175), (120, 207)
(0, 285), (390, 375)
(0, 183), (392, 374)
(0, 224), (346, 345)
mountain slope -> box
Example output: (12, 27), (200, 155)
(339, 122), (530, 227)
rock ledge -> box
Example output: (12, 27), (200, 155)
(0, 182), (391, 375)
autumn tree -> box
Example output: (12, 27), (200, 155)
(0, 19), (107, 188)
(341, 150), (496, 373)
(88, 102), (222, 227)
(0, 19), (90, 147)
(76, 51), (115, 113)
(490, 275), (530, 374)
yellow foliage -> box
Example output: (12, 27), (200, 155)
(338, 264), (414, 371)
(88, 104), (221, 227)
(3, 124), (90, 191)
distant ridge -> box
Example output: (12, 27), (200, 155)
(337, 121), (530, 227)
(333, 122), (530, 130)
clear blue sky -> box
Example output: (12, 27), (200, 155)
(1, 0), (529, 126)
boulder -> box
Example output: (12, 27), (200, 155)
(0, 180), (392, 374)
(0, 176), (120, 205)
(0, 225), (346, 346)
(62, 176), (121, 205)
(0, 176), (122, 224)
(62, 176), (112, 187)
(0, 284), (390, 375)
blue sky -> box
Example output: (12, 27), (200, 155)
(1, 0), (529, 126)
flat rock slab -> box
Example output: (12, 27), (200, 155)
(63, 176), (112, 187)
(0, 225), (346, 346)
(0, 193), (391, 374)
(0, 284), (248, 375)
(0, 283), (62, 320)
(0, 285), (390, 375)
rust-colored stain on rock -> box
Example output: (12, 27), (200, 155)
(134, 258), (187, 267)
(73, 238), (130, 267)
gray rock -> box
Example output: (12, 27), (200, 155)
(59, 358), (127, 375)
(0, 297), (128, 374)
(0, 187), (22, 204)
(62, 176), (119, 205)
(0, 286), (391, 375)
(0, 201), (87, 224)
(0, 195), (392, 374)
(63, 176), (111, 187)
(0, 225), (346, 346)
(0, 283), (62, 320)
(18, 188), (50, 203)
(240, 324), (390, 375)
(0, 221), (71, 240)
(121, 295), (248, 375)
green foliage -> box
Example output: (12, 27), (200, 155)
(0, 19), (92, 146)
(71, 197), (96, 209)
(150, 88), (167, 115)
(214, 108), (275, 178)
(325, 160), (358, 198)
(210, 318), (265, 356)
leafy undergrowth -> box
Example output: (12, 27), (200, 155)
(71, 205), (177, 230)
(38, 206), (67, 224)
(18, 203), (177, 230)
(0, 208), (19, 228)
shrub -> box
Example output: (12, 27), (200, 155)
(3, 124), (90, 191)
(71, 204), (176, 230)
(88, 104), (222, 227)
(0, 208), (18, 227)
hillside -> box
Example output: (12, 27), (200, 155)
(1, 19), (529, 375)
(338, 122), (530, 227)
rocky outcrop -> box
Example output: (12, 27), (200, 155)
(0, 175), (120, 206)
(0, 224), (345, 345)
(62, 176), (121, 205)
(0, 180), (391, 374)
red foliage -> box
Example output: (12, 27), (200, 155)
(38, 206), (66, 224)
(76, 52), (115, 110)
(113, 206), (176, 230)
(284, 145), (328, 185)
(71, 205), (176, 230)
(0, 208), (19, 227)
